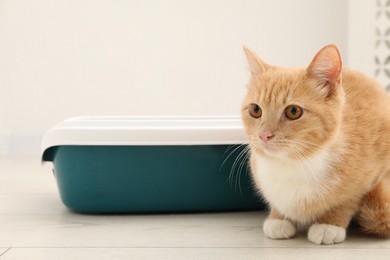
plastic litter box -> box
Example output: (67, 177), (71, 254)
(41, 116), (262, 213)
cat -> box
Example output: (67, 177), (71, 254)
(241, 44), (390, 245)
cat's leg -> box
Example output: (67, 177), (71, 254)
(263, 208), (297, 239)
(308, 201), (359, 245)
(358, 177), (390, 237)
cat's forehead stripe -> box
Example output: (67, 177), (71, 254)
(252, 70), (305, 107)
(258, 76), (290, 107)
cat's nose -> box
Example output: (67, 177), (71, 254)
(260, 132), (275, 142)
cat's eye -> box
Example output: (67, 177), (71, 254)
(285, 105), (303, 120)
(249, 104), (262, 118)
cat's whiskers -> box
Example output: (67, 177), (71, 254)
(229, 145), (250, 194)
(220, 143), (247, 172)
(221, 141), (251, 194)
(278, 138), (323, 149)
(236, 148), (251, 194)
(272, 138), (322, 158)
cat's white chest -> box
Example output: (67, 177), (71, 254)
(254, 149), (335, 222)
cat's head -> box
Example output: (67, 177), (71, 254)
(241, 44), (345, 160)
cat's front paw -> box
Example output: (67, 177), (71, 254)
(308, 224), (346, 245)
(263, 218), (296, 239)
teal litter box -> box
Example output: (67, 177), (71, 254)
(41, 116), (263, 213)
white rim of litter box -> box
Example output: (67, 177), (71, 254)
(41, 116), (248, 154)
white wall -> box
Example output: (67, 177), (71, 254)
(347, 0), (376, 76)
(0, 0), (349, 155)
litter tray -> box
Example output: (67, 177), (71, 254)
(41, 116), (263, 213)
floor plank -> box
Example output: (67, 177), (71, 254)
(0, 248), (10, 257)
(2, 248), (390, 260)
(1, 156), (390, 259)
(0, 211), (264, 248)
(1, 208), (390, 249)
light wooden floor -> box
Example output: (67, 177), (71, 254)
(1, 157), (390, 259)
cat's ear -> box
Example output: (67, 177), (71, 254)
(243, 46), (269, 75)
(307, 44), (342, 96)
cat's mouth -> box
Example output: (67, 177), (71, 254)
(256, 137), (321, 160)
(256, 139), (286, 158)
(262, 143), (282, 157)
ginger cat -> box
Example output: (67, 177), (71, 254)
(241, 44), (390, 245)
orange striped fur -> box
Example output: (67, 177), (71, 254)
(242, 44), (390, 244)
